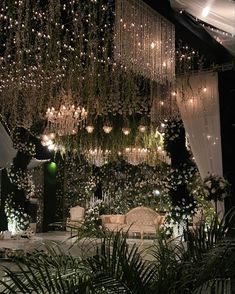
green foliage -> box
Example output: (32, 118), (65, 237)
(87, 232), (156, 294)
(163, 118), (184, 155)
(1, 211), (235, 294)
(203, 174), (231, 202)
(0, 243), (93, 294)
(4, 193), (30, 232)
(98, 160), (169, 214)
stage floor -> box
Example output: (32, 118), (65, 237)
(0, 231), (155, 275)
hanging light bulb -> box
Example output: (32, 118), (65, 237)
(86, 125), (94, 133)
(122, 127), (131, 135)
(103, 125), (113, 134)
(49, 133), (55, 139)
(138, 125), (147, 133)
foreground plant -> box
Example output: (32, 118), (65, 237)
(1, 210), (235, 293)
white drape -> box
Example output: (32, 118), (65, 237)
(0, 122), (17, 169)
(0, 121), (48, 170)
(176, 71), (224, 215)
(170, 0), (235, 36)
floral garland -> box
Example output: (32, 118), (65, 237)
(82, 204), (101, 234)
(5, 193), (30, 233)
(203, 174), (231, 202)
(164, 164), (197, 191)
(161, 162), (199, 225)
(65, 159), (97, 207)
(163, 119), (184, 150)
(12, 129), (36, 157)
(7, 166), (35, 198)
(166, 198), (198, 224)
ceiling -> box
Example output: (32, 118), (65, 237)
(170, 0), (235, 35)
(144, 0), (235, 62)
(170, 0), (235, 55)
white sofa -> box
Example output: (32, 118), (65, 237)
(100, 206), (165, 239)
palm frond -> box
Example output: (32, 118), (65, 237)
(87, 231), (156, 294)
(0, 243), (92, 294)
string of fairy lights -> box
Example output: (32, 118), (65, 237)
(0, 0), (176, 131)
(0, 0), (210, 164)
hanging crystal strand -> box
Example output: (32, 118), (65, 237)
(114, 0), (174, 85)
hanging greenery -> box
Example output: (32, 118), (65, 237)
(64, 157), (97, 209)
(163, 118), (184, 155)
(50, 114), (167, 166)
(4, 126), (37, 234)
(61, 157), (170, 215)
(0, 0), (170, 130)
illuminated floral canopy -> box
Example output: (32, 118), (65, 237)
(0, 0), (176, 131)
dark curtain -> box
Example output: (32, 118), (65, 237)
(218, 70), (235, 211)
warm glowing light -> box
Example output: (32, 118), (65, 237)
(153, 189), (160, 196)
(103, 125), (113, 134)
(150, 42), (155, 49)
(172, 91), (177, 96)
(45, 97), (87, 136)
(202, 6), (210, 17)
(48, 144), (55, 151)
(162, 61), (166, 67)
(42, 134), (48, 141)
(49, 133), (55, 139)
(86, 125), (94, 133)
(203, 87), (207, 92)
(122, 127), (131, 135)
(138, 125), (147, 133)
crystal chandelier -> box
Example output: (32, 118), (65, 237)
(123, 147), (149, 166)
(84, 149), (111, 167)
(114, 0), (175, 84)
(45, 103), (87, 136)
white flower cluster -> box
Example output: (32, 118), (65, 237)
(165, 198), (198, 226)
(164, 119), (184, 142)
(7, 167), (35, 196)
(5, 195), (30, 232)
(83, 204), (101, 233)
(164, 165), (197, 191)
(203, 174), (230, 201)
(13, 131), (36, 156)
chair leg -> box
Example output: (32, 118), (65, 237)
(141, 231), (144, 242)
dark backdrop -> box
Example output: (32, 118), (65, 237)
(219, 70), (235, 210)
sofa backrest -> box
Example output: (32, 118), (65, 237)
(126, 206), (161, 227)
(69, 206), (85, 221)
(100, 214), (126, 225)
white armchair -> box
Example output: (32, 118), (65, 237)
(66, 205), (85, 235)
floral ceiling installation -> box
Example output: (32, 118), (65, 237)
(115, 0), (175, 83)
(0, 0), (176, 130)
